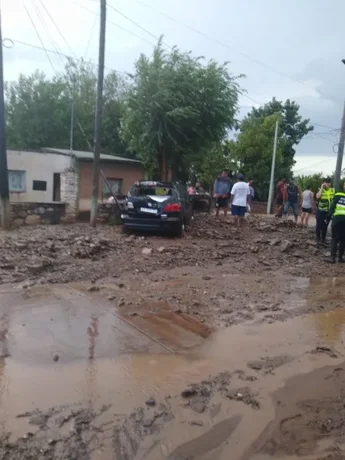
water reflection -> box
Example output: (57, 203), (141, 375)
(313, 308), (345, 343)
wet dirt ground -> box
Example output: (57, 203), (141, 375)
(1, 215), (345, 459)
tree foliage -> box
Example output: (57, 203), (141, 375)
(5, 60), (129, 156)
(296, 173), (323, 194)
(241, 98), (313, 180)
(232, 113), (284, 199)
(121, 40), (242, 181)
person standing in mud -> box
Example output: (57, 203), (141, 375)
(231, 173), (250, 228)
(275, 178), (286, 217)
(301, 184), (314, 226)
(247, 179), (255, 213)
(214, 171), (232, 219)
(283, 180), (301, 224)
(326, 182), (345, 263)
(316, 177), (335, 246)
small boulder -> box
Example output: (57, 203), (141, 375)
(145, 398), (156, 407)
(281, 240), (292, 253)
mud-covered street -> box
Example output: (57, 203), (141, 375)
(1, 215), (345, 459)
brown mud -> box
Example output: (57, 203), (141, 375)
(0, 215), (345, 459)
(0, 214), (341, 287)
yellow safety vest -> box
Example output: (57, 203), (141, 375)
(318, 187), (335, 212)
(334, 192), (345, 217)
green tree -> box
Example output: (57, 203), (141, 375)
(233, 113), (284, 199)
(296, 173), (323, 194)
(241, 98), (313, 179)
(121, 40), (242, 181)
(5, 61), (130, 156)
(195, 141), (239, 191)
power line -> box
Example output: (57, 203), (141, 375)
(73, 1), (157, 48)
(23, 1), (55, 71)
(37, 0), (76, 57)
(6, 37), (131, 75)
(84, 12), (98, 59)
(30, 0), (65, 68)
(107, 1), (173, 49)
(294, 157), (335, 174)
(131, 0), (336, 104)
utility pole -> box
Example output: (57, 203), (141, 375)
(334, 100), (345, 191)
(90, 0), (106, 227)
(0, 8), (10, 229)
(69, 82), (75, 153)
(267, 120), (279, 214)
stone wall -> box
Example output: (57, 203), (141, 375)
(8, 202), (66, 227)
(61, 167), (79, 222)
(97, 201), (125, 225)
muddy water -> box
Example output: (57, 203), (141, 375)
(0, 279), (345, 458)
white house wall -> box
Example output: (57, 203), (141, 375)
(7, 150), (71, 202)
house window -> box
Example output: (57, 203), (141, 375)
(33, 180), (47, 191)
(8, 170), (26, 192)
(103, 178), (123, 196)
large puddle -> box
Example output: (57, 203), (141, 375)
(0, 278), (345, 458)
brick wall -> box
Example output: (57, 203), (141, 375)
(251, 201), (269, 214)
(78, 161), (145, 212)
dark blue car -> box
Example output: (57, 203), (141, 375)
(121, 181), (193, 237)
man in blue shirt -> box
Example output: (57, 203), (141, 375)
(214, 171), (232, 218)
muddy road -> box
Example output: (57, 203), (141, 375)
(0, 215), (345, 459)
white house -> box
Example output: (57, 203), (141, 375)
(7, 150), (71, 203)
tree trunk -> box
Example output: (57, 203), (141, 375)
(161, 146), (168, 181)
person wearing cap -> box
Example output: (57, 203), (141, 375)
(326, 181), (345, 263)
(315, 177), (335, 245)
(214, 171), (232, 219)
(283, 180), (301, 224)
(230, 173), (251, 228)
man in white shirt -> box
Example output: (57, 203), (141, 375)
(231, 173), (250, 228)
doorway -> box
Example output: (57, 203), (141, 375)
(53, 173), (61, 201)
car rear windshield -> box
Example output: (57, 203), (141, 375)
(130, 184), (174, 197)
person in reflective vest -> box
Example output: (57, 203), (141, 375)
(326, 182), (345, 263)
(315, 177), (335, 245)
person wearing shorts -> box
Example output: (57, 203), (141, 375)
(301, 185), (314, 226)
(231, 173), (250, 227)
(214, 171), (232, 218)
(283, 181), (301, 224)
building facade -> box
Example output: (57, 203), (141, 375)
(6, 149), (146, 215)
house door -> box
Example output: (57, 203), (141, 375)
(53, 173), (61, 201)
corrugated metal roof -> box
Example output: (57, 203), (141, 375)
(42, 148), (142, 165)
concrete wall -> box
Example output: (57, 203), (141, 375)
(78, 161), (145, 212)
(7, 150), (71, 203)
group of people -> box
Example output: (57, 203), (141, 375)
(213, 171), (254, 227)
(189, 172), (345, 264)
(275, 177), (345, 264)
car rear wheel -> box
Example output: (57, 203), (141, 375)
(174, 220), (185, 238)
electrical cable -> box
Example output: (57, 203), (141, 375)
(107, 1), (173, 49)
(84, 12), (98, 59)
(72, 1), (157, 48)
(37, 0), (76, 57)
(294, 157), (335, 174)
(30, 0), (66, 68)
(6, 38), (130, 75)
(131, 0), (336, 104)
(23, 1), (56, 72)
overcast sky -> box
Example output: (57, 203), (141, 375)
(2, 0), (345, 175)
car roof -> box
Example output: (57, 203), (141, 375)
(136, 181), (175, 187)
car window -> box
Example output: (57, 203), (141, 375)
(130, 184), (176, 197)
